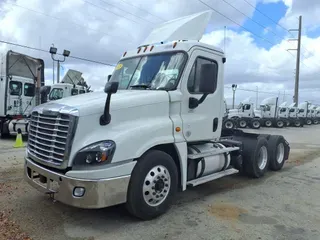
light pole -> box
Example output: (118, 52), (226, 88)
(49, 46), (70, 83)
(232, 84), (237, 109)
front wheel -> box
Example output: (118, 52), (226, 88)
(126, 150), (178, 220)
(224, 119), (235, 129)
(276, 120), (284, 128)
(306, 119), (312, 125)
(294, 119), (301, 127)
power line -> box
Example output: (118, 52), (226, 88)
(117, 0), (166, 21)
(98, 0), (157, 24)
(242, 0), (319, 68)
(0, 39), (116, 66)
(221, 0), (279, 36)
(7, 2), (134, 46)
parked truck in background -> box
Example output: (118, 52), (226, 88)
(0, 50), (44, 137)
(288, 103), (304, 127)
(226, 97), (261, 129)
(309, 105), (319, 124)
(298, 101), (313, 125)
(257, 97), (287, 128)
(40, 69), (91, 103)
(24, 11), (290, 220)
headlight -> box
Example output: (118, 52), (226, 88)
(73, 140), (116, 166)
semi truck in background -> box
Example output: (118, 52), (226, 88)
(226, 97), (261, 129)
(297, 101), (313, 125)
(40, 69), (91, 103)
(0, 50), (45, 137)
(287, 103), (304, 127)
(24, 11), (290, 220)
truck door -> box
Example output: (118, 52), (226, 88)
(7, 80), (23, 115)
(180, 49), (223, 142)
(23, 82), (36, 115)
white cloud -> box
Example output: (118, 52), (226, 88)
(0, 0), (320, 106)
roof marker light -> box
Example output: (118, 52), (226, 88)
(123, 51), (127, 57)
(137, 48), (141, 54)
(143, 46), (148, 52)
(150, 45), (154, 51)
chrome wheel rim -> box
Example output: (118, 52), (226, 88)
(257, 146), (268, 170)
(276, 143), (285, 164)
(143, 165), (171, 207)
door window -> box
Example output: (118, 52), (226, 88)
(9, 81), (22, 96)
(24, 83), (35, 97)
(187, 57), (218, 94)
(71, 89), (78, 95)
(49, 88), (64, 100)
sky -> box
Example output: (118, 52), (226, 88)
(0, 0), (320, 106)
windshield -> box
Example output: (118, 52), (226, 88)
(49, 88), (64, 100)
(289, 108), (295, 112)
(109, 52), (186, 90)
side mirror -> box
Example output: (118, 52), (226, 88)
(107, 75), (112, 82)
(104, 81), (119, 94)
(100, 82), (119, 126)
(198, 63), (217, 94)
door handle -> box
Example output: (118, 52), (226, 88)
(213, 118), (218, 132)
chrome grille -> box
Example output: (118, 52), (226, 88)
(28, 111), (73, 166)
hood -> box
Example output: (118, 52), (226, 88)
(40, 90), (170, 116)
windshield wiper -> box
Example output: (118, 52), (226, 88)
(130, 84), (150, 89)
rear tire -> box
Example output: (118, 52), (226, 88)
(251, 119), (261, 129)
(238, 119), (247, 128)
(126, 150), (178, 220)
(268, 135), (286, 171)
(313, 119), (318, 124)
(306, 119), (312, 125)
(242, 137), (269, 178)
(264, 120), (272, 127)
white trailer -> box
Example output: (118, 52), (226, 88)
(0, 50), (44, 137)
(24, 11), (290, 220)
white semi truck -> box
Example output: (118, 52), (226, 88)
(297, 101), (313, 125)
(24, 11), (290, 220)
(287, 103), (304, 127)
(257, 97), (288, 128)
(0, 50), (44, 137)
(227, 97), (261, 129)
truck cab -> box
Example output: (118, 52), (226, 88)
(48, 83), (87, 101)
(227, 97), (260, 129)
(0, 50), (44, 136)
(258, 97), (286, 128)
(24, 11), (290, 220)
(298, 101), (312, 125)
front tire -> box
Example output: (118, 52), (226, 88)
(126, 150), (178, 220)
(224, 119), (235, 129)
(294, 119), (301, 127)
(276, 120), (284, 128)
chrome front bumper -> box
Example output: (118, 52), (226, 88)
(24, 158), (131, 209)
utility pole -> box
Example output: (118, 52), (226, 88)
(256, 86), (258, 109)
(52, 44), (55, 84)
(287, 15), (302, 106)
